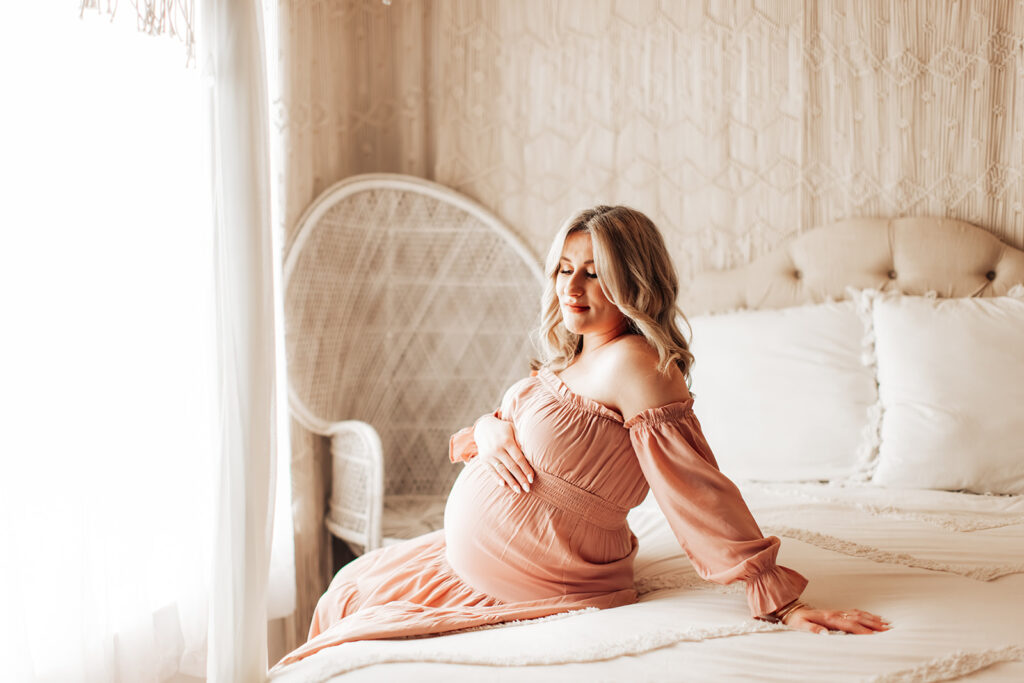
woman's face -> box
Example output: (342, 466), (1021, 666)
(556, 231), (626, 337)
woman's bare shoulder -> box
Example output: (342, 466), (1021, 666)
(602, 334), (659, 372)
(603, 335), (691, 420)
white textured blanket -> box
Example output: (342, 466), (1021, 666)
(272, 482), (1024, 682)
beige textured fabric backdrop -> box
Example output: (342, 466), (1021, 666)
(272, 0), (1024, 655)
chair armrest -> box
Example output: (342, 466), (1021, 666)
(324, 420), (385, 552)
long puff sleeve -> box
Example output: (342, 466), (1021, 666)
(627, 403), (808, 618)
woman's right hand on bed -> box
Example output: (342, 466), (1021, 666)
(474, 415), (534, 493)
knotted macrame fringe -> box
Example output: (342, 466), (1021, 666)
(79, 0), (195, 65)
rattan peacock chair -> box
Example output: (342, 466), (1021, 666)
(284, 173), (544, 553)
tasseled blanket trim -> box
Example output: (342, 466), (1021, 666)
(269, 620), (788, 681)
(867, 644), (1024, 682)
(763, 525), (1024, 581)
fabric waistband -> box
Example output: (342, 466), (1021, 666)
(529, 468), (628, 531)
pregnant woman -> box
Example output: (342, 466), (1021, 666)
(275, 205), (890, 667)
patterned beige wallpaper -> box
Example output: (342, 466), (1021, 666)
(804, 0), (1024, 239)
(280, 0), (1024, 277)
(275, 0), (1024, 652)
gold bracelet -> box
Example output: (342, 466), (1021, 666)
(755, 599), (804, 624)
(775, 600), (808, 623)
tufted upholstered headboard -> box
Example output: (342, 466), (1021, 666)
(683, 217), (1024, 316)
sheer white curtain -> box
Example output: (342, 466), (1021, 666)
(0, 3), (293, 681)
(200, 0), (289, 680)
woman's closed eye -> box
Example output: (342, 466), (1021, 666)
(559, 268), (598, 279)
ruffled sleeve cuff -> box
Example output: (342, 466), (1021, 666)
(448, 428), (479, 464)
(746, 562), (809, 619)
(448, 410), (503, 464)
(448, 426), (478, 463)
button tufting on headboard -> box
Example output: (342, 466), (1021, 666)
(683, 217), (1024, 315)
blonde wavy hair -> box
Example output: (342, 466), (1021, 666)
(533, 205), (694, 381)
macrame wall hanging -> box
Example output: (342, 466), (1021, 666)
(79, 0), (195, 64)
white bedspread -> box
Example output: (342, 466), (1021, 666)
(272, 482), (1024, 682)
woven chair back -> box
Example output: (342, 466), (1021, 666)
(284, 174), (544, 497)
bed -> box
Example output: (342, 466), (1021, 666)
(274, 199), (1024, 681)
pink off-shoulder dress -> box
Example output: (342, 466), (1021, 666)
(275, 367), (807, 667)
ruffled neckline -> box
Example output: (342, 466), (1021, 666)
(535, 366), (694, 429)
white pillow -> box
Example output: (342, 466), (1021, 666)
(871, 293), (1024, 494)
(687, 300), (878, 483)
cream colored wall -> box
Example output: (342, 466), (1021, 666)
(275, 0), (1024, 654)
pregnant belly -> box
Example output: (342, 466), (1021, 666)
(444, 459), (637, 602)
